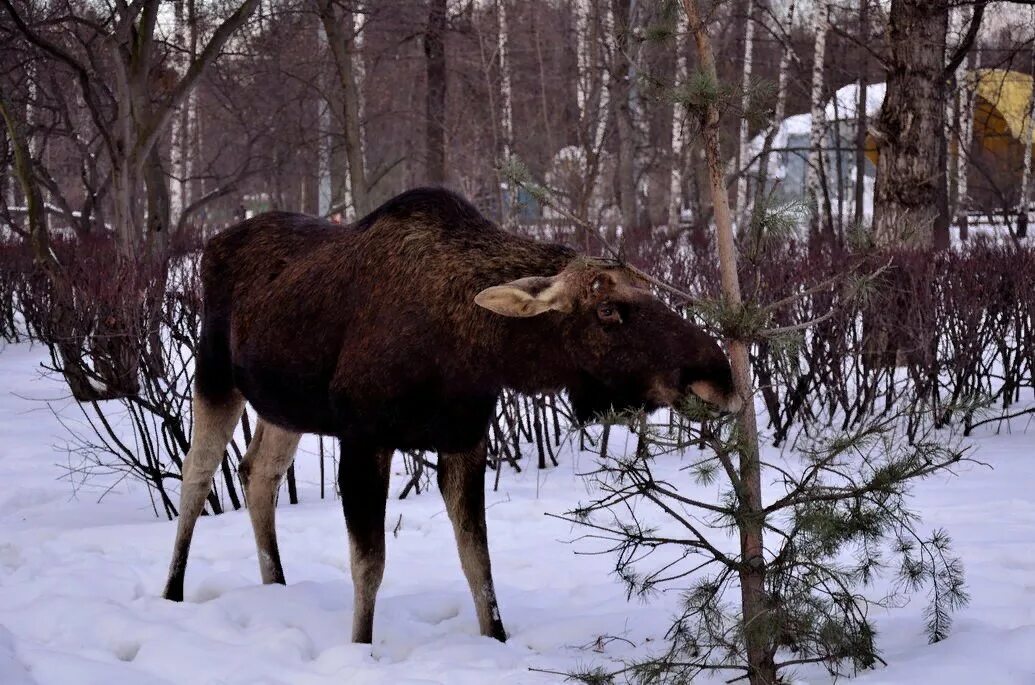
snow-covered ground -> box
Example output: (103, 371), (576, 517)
(1, 340), (1034, 684)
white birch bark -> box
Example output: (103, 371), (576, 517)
(805, 0), (830, 226)
(735, 0), (756, 228)
(185, 0), (200, 213)
(318, 17), (332, 217)
(25, 62), (39, 206)
(945, 4), (965, 221)
(1016, 11), (1035, 233)
(342, 7), (365, 220)
(594, 2), (613, 153)
(497, 0), (513, 158)
(668, 10), (689, 230)
(956, 54), (975, 221)
(573, 0), (612, 177)
(574, 0), (590, 120)
(170, 0), (193, 222)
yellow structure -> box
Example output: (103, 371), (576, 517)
(972, 68), (1035, 155)
(864, 68), (1035, 166)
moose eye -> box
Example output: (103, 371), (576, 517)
(596, 302), (622, 324)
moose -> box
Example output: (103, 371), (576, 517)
(163, 187), (740, 644)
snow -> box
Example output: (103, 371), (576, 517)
(1, 341), (1034, 684)
(824, 82), (887, 123)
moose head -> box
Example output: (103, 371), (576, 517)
(475, 260), (741, 423)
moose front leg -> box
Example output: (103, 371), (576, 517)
(438, 440), (507, 642)
(339, 446), (392, 644)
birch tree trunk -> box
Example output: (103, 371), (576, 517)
(170, 0), (191, 225)
(591, 3), (612, 156)
(1016, 12), (1035, 239)
(317, 17), (333, 217)
(735, 0), (756, 229)
(572, 0), (613, 245)
(945, 4), (966, 239)
(498, 0), (515, 224)
(186, 0), (200, 212)
(853, 0), (869, 226)
(497, 0), (513, 158)
(667, 10), (689, 232)
(574, 0), (590, 124)
(680, 1), (772, 682)
(805, 0), (831, 238)
(956, 50), (976, 240)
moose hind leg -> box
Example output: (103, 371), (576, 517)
(339, 447), (392, 644)
(164, 391), (244, 601)
(239, 419), (301, 585)
(438, 441), (506, 641)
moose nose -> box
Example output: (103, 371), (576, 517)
(689, 380), (743, 414)
(718, 392), (743, 415)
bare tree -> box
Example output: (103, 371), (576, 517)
(315, 0), (371, 215)
(1, 0), (259, 257)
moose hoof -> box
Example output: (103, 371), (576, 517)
(162, 579), (184, 602)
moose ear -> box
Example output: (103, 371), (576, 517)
(474, 275), (571, 317)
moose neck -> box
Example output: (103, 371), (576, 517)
(439, 226), (581, 396)
(490, 313), (579, 396)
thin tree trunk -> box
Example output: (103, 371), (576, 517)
(0, 90), (53, 270)
(611, 0), (638, 241)
(317, 15), (333, 217)
(681, 1), (774, 682)
(956, 49), (976, 240)
(531, 3), (555, 160)
(497, 0), (515, 224)
(1016, 13), (1035, 239)
(186, 0), (200, 209)
(853, 0), (869, 227)
(805, 1), (831, 238)
(668, 10), (689, 231)
(735, 0), (756, 229)
(315, 0), (370, 215)
(144, 142), (171, 255)
(170, 0), (190, 225)
(497, 0), (513, 157)
(425, 0), (448, 185)
(573, 0), (612, 244)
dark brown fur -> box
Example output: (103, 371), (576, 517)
(164, 187), (737, 644)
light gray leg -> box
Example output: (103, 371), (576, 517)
(438, 440), (507, 641)
(164, 391), (244, 601)
(239, 418), (301, 585)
